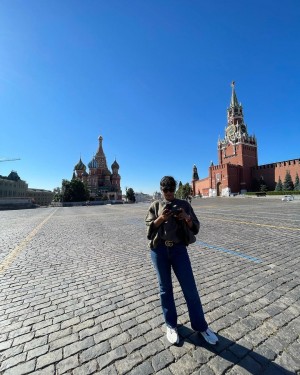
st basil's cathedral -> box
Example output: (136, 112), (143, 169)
(73, 135), (122, 201)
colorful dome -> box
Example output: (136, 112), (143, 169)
(74, 158), (86, 171)
(111, 159), (119, 169)
(88, 157), (98, 169)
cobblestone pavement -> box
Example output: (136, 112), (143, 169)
(0, 198), (299, 375)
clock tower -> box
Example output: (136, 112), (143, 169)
(217, 82), (258, 191)
(192, 82), (300, 197)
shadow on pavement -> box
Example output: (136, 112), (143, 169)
(177, 325), (294, 375)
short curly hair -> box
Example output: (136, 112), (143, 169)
(160, 176), (177, 189)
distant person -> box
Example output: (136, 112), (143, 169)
(145, 176), (218, 345)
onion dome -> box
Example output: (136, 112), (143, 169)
(74, 157), (86, 171)
(82, 170), (88, 177)
(111, 159), (119, 169)
(88, 157), (98, 169)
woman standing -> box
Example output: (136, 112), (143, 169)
(145, 176), (218, 345)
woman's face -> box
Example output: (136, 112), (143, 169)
(161, 186), (175, 201)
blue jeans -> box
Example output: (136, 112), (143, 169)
(151, 243), (208, 332)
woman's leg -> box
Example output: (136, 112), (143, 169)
(171, 245), (208, 332)
(151, 245), (178, 328)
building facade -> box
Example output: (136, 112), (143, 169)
(0, 171), (53, 207)
(73, 135), (122, 201)
(0, 171), (28, 198)
(192, 83), (300, 197)
(27, 189), (54, 206)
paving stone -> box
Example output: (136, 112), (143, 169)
(274, 351), (300, 373)
(49, 333), (79, 351)
(63, 336), (94, 358)
(94, 326), (122, 344)
(124, 336), (147, 354)
(226, 355), (262, 375)
(128, 321), (152, 338)
(192, 346), (215, 364)
(0, 352), (27, 371)
(151, 349), (175, 372)
(140, 339), (165, 360)
(228, 337), (253, 359)
(95, 363), (118, 374)
(127, 359), (154, 375)
(0, 339), (12, 351)
(79, 341), (111, 363)
(286, 340), (300, 363)
(27, 343), (49, 360)
(0, 322), (23, 334)
(114, 351), (144, 374)
(155, 369), (173, 375)
(72, 359), (98, 375)
(35, 323), (60, 337)
(24, 336), (48, 351)
(97, 346), (127, 371)
(1, 359), (36, 375)
(210, 350), (239, 374)
(109, 332), (131, 350)
(191, 364), (215, 375)
(94, 314), (116, 330)
(60, 317), (81, 329)
(72, 319), (95, 333)
(56, 353), (79, 374)
(36, 348), (63, 369)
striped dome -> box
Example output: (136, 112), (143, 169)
(88, 157), (98, 169)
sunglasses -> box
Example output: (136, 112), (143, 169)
(161, 187), (175, 193)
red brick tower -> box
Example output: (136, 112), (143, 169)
(217, 82), (258, 192)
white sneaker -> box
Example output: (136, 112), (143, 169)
(166, 326), (179, 344)
(200, 327), (218, 345)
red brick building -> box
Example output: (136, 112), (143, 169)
(192, 83), (300, 197)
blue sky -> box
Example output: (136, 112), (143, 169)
(0, 1), (299, 195)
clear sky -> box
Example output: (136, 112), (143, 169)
(0, 1), (299, 195)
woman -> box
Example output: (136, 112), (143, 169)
(145, 176), (218, 345)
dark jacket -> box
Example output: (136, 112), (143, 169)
(145, 199), (200, 249)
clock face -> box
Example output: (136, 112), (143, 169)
(226, 125), (237, 143)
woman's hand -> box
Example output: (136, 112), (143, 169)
(160, 208), (173, 221)
(176, 208), (193, 227)
(153, 208), (172, 228)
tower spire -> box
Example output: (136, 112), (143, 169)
(230, 81), (239, 108)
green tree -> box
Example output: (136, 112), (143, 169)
(275, 177), (283, 191)
(126, 187), (136, 203)
(182, 183), (192, 199)
(52, 187), (62, 202)
(176, 182), (191, 199)
(62, 179), (90, 202)
(175, 181), (183, 198)
(283, 171), (294, 191)
(258, 177), (268, 192)
(260, 182), (268, 192)
(294, 173), (300, 191)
